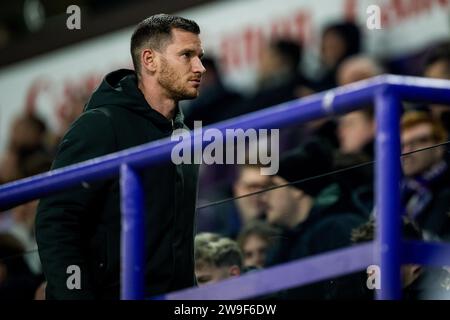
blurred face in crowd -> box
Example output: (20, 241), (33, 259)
(321, 30), (347, 68)
(425, 60), (450, 80)
(10, 116), (44, 151)
(401, 123), (444, 177)
(258, 46), (284, 84)
(0, 151), (20, 183)
(424, 60), (450, 119)
(337, 57), (381, 86)
(264, 176), (308, 228)
(241, 234), (269, 268)
(195, 263), (240, 286)
(233, 167), (271, 223)
(58, 96), (87, 135)
(145, 28), (206, 101)
(338, 111), (375, 154)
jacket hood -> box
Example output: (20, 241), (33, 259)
(85, 69), (184, 128)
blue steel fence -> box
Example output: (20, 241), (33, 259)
(1, 75), (450, 300)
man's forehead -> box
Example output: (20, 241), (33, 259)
(169, 29), (202, 47)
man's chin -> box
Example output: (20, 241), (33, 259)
(179, 91), (199, 100)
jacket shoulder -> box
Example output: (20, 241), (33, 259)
(54, 109), (117, 169)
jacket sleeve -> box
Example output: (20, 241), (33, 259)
(35, 110), (116, 300)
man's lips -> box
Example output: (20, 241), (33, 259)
(189, 79), (201, 87)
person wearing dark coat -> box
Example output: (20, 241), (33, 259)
(313, 21), (362, 91)
(35, 14), (206, 299)
(401, 111), (450, 240)
(263, 140), (367, 299)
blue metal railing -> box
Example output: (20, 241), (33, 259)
(1, 75), (450, 300)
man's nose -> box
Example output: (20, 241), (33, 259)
(193, 57), (206, 74)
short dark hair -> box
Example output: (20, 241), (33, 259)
(323, 21), (361, 61)
(351, 216), (422, 243)
(270, 39), (302, 70)
(130, 13), (200, 76)
(237, 220), (280, 250)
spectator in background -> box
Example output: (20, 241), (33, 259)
(0, 151), (20, 184)
(337, 55), (383, 87)
(183, 56), (243, 128)
(422, 41), (450, 134)
(244, 38), (316, 157)
(351, 218), (423, 297)
(245, 39), (311, 114)
(337, 107), (375, 156)
(196, 163), (271, 239)
(52, 81), (98, 150)
(264, 140), (367, 298)
(233, 164), (270, 226)
(0, 152), (52, 275)
(0, 234), (43, 299)
(9, 113), (47, 158)
(194, 233), (243, 286)
(331, 56), (385, 216)
(0, 113), (48, 184)
(314, 21), (361, 91)
(292, 34), (368, 153)
(257, 39), (302, 91)
(336, 56), (383, 156)
(401, 111), (450, 240)
(332, 217), (450, 300)
(237, 220), (279, 269)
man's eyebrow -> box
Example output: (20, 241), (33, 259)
(179, 48), (204, 57)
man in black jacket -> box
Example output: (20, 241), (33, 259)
(35, 14), (206, 299)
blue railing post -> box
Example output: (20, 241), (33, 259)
(120, 164), (145, 300)
(375, 87), (402, 300)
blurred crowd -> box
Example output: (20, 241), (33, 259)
(2, 20), (450, 299)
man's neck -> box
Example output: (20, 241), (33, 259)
(138, 80), (177, 120)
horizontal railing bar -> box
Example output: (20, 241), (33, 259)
(158, 239), (450, 300)
(157, 243), (374, 300)
(385, 75), (450, 104)
(402, 240), (450, 266)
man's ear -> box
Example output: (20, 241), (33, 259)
(229, 265), (241, 277)
(141, 48), (157, 74)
